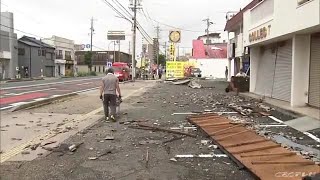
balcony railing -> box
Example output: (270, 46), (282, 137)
(65, 55), (72, 60)
(56, 55), (63, 59)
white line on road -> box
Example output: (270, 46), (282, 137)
(0, 105), (14, 110)
(303, 132), (320, 143)
(2, 77), (101, 90)
(268, 116), (284, 124)
(76, 82), (91, 86)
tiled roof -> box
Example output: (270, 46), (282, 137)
(19, 36), (55, 49)
(192, 40), (227, 59)
(224, 0), (261, 31)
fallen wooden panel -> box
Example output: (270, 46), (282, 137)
(188, 113), (320, 180)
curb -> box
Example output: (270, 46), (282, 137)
(238, 93), (302, 119)
(11, 93), (78, 112)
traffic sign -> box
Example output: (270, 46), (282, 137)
(107, 62), (112, 67)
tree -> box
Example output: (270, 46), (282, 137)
(84, 51), (93, 72)
(157, 54), (166, 66)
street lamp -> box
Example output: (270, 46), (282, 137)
(108, 41), (116, 62)
(115, 15), (136, 81)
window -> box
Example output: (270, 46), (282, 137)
(94, 66), (97, 72)
(99, 66), (101, 72)
(65, 51), (71, 60)
(18, 48), (25, 55)
(38, 49), (41, 56)
(42, 50), (46, 56)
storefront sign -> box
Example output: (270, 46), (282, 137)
(249, 25), (271, 42)
(66, 60), (74, 65)
(166, 62), (185, 78)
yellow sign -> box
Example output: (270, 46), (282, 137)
(166, 61), (185, 78)
(249, 25), (271, 42)
(169, 31), (181, 43)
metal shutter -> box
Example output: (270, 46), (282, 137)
(45, 66), (54, 77)
(255, 47), (276, 97)
(309, 34), (320, 108)
(272, 40), (292, 102)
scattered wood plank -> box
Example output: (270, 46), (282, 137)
(135, 123), (197, 138)
(241, 152), (296, 158)
(224, 139), (269, 148)
(251, 161), (315, 165)
(216, 130), (250, 141)
(231, 144), (281, 154)
(209, 124), (243, 136)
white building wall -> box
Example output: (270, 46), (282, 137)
(291, 35), (311, 107)
(197, 59), (228, 79)
(249, 46), (260, 93)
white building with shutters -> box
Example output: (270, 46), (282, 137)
(241, 0), (320, 109)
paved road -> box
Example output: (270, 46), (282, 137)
(0, 77), (103, 110)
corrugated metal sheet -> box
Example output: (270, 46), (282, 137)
(255, 47), (276, 97)
(309, 34), (320, 108)
(272, 40), (292, 102)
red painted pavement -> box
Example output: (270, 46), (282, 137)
(0, 92), (49, 105)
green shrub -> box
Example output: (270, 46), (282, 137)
(89, 71), (97, 76)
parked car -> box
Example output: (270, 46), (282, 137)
(112, 62), (130, 81)
(191, 68), (202, 77)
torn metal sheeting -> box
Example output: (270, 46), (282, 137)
(172, 112), (198, 115)
(170, 127), (197, 130)
(257, 125), (288, 127)
(175, 154), (228, 158)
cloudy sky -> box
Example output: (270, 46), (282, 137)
(1, 0), (251, 56)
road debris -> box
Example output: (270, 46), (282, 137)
(42, 141), (57, 147)
(30, 143), (41, 150)
(170, 158), (177, 162)
(88, 157), (98, 160)
(172, 79), (191, 85)
(131, 123), (197, 138)
(200, 140), (210, 145)
(21, 151), (30, 155)
(104, 136), (115, 140)
(11, 138), (22, 141)
(162, 136), (185, 144)
(15, 123), (26, 126)
(175, 154), (228, 158)
(188, 80), (202, 89)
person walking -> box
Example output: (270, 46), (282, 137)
(158, 68), (163, 79)
(225, 66), (228, 81)
(100, 68), (121, 122)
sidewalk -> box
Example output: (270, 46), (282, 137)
(241, 92), (320, 120)
(1, 80), (319, 180)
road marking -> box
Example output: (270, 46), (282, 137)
(2, 77), (101, 90)
(10, 102), (28, 106)
(5, 88), (56, 96)
(0, 105), (14, 110)
(268, 116), (284, 124)
(76, 82), (91, 86)
(0, 86), (147, 163)
(303, 132), (320, 143)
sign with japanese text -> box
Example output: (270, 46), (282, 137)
(166, 61), (185, 78)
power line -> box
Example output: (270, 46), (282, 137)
(0, 24), (105, 50)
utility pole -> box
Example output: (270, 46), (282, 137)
(203, 18), (213, 45)
(90, 17), (94, 71)
(129, 0), (141, 81)
(128, 41), (131, 55)
(118, 40), (121, 62)
(164, 42), (167, 60)
(155, 25), (160, 65)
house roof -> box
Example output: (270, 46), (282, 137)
(197, 33), (221, 39)
(192, 40), (227, 59)
(19, 36), (55, 49)
(224, 0), (261, 31)
(18, 39), (41, 48)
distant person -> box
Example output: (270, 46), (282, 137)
(158, 68), (163, 79)
(225, 66), (228, 80)
(100, 68), (121, 122)
(236, 69), (247, 77)
(225, 76), (239, 95)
